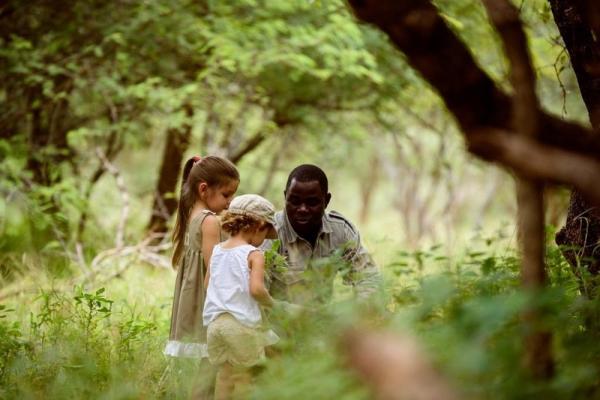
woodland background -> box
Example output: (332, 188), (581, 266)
(1, 0), (599, 399)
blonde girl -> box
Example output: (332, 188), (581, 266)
(164, 155), (239, 358)
(203, 194), (279, 400)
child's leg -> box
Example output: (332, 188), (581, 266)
(214, 363), (253, 400)
(214, 362), (234, 400)
(190, 359), (217, 400)
(167, 356), (200, 399)
(231, 366), (252, 398)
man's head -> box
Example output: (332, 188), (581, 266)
(284, 164), (331, 239)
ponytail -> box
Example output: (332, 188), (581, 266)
(181, 156), (198, 183)
(171, 155), (239, 268)
(172, 158), (197, 267)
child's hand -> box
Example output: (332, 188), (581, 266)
(264, 240), (288, 280)
(273, 300), (304, 318)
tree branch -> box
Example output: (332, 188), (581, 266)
(229, 131), (267, 164)
(549, 0), (600, 130)
(76, 127), (122, 241)
(346, 0), (600, 158)
(469, 129), (600, 205)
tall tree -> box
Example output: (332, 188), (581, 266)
(342, 0), (600, 379)
(147, 105), (193, 237)
(550, 0), (600, 297)
(145, 0), (410, 235)
(1, 0), (212, 245)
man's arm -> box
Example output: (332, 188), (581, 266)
(344, 236), (381, 300)
(333, 213), (382, 300)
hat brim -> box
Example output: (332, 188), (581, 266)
(266, 224), (278, 239)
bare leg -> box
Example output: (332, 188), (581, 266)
(231, 367), (252, 398)
(214, 362), (234, 400)
(190, 360), (216, 400)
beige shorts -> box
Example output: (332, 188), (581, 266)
(207, 313), (276, 368)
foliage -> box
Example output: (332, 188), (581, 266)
(386, 236), (600, 399)
(264, 239), (288, 279)
(0, 0), (414, 257)
(0, 304), (26, 383)
(1, 0), (580, 257)
(1, 234), (600, 398)
(1, 285), (166, 399)
(1, 1), (598, 399)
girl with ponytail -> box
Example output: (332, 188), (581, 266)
(165, 155), (239, 359)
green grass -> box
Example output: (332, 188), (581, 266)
(1, 236), (600, 399)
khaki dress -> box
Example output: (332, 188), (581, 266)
(164, 210), (223, 358)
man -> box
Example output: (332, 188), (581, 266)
(269, 164), (381, 304)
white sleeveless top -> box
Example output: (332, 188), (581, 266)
(203, 244), (262, 328)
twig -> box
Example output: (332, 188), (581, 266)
(0, 239), (172, 301)
(552, 47), (569, 116)
(75, 242), (90, 274)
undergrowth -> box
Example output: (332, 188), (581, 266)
(1, 233), (599, 399)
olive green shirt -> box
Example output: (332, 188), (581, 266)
(269, 210), (380, 303)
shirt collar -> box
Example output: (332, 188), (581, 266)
(321, 213), (333, 234)
(280, 211), (333, 243)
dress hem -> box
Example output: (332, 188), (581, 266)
(163, 340), (208, 358)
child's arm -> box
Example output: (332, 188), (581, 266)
(248, 251), (274, 307)
(201, 214), (221, 288)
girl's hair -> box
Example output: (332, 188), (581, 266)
(220, 212), (268, 236)
(172, 155), (239, 267)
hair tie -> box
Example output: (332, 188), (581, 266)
(192, 155), (202, 165)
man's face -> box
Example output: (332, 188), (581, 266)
(285, 179), (331, 238)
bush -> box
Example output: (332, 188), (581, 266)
(2, 234), (600, 399)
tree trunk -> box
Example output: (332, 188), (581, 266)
(146, 105), (193, 238)
(481, 0), (553, 378)
(555, 191), (600, 296)
(258, 131), (291, 196)
(24, 80), (74, 246)
(76, 128), (123, 242)
(549, 1), (600, 129)
(347, 0), (558, 379)
(517, 179), (553, 378)
(549, 0), (600, 295)
(26, 80), (73, 186)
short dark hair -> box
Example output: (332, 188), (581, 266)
(285, 164), (328, 193)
